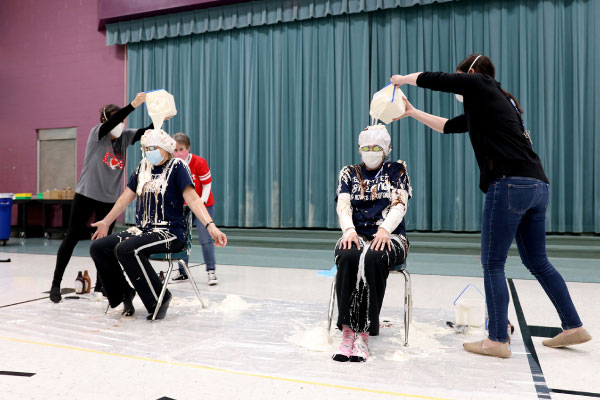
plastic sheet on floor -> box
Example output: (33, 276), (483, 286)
(0, 285), (539, 400)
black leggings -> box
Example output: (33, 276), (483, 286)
(51, 193), (115, 288)
(334, 236), (407, 336)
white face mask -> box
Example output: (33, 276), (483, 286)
(145, 149), (163, 165)
(361, 151), (384, 169)
(455, 94), (464, 103)
(111, 123), (124, 139)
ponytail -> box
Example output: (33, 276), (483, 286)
(457, 54), (524, 114)
(503, 90), (523, 114)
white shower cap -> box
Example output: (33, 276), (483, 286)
(140, 129), (176, 154)
(358, 124), (391, 154)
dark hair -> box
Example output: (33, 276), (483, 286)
(173, 132), (191, 148)
(99, 104), (120, 123)
(456, 54), (523, 114)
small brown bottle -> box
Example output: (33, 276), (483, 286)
(83, 270), (92, 294)
(75, 271), (85, 294)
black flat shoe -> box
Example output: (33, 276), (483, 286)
(147, 292), (172, 320)
(122, 288), (136, 316)
(349, 355), (367, 362)
(332, 354), (350, 362)
(50, 287), (61, 303)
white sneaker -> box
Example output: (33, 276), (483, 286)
(207, 271), (218, 286)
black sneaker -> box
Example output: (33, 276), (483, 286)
(50, 286), (61, 303)
(147, 291), (172, 320)
(122, 288), (136, 316)
(171, 271), (188, 281)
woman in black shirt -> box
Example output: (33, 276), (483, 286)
(390, 54), (590, 358)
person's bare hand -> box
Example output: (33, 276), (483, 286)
(339, 230), (361, 250)
(393, 97), (415, 121)
(131, 92), (147, 108)
(371, 228), (391, 251)
(91, 220), (109, 240)
(208, 225), (227, 247)
(390, 74), (407, 86)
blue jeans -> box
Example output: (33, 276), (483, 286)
(180, 206), (216, 273)
(481, 177), (582, 342)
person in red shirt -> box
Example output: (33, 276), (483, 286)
(172, 132), (218, 285)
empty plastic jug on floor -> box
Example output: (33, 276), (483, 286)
(369, 84), (406, 124)
(453, 284), (486, 327)
(146, 89), (177, 130)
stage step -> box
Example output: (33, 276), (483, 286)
(208, 229), (600, 259)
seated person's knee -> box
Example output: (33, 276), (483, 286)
(335, 246), (361, 264)
(89, 238), (107, 258)
(114, 240), (132, 260)
(364, 248), (386, 266)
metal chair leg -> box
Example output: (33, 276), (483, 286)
(327, 272), (337, 333)
(179, 260), (206, 308)
(400, 269), (412, 346)
(326, 265), (412, 345)
(104, 303), (110, 314)
(152, 255), (175, 321)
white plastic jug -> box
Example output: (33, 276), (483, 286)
(369, 84), (406, 124)
(453, 284), (486, 327)
(145, 89), (177, 130)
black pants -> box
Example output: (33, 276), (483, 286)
(52, 193), (115, 288)
(89, 230), (184, 314)
(334, 236), (407, 336)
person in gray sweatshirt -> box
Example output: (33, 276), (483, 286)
(49, 92), (151, 303)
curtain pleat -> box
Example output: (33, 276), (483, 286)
(125, 0), (600, 233)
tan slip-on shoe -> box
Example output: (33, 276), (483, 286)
(463, 340), (512, 358)
(542, 329), (592, 348)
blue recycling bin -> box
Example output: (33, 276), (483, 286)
(0, 194), (13, 244)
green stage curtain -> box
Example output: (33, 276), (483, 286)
(106, 0), (459, 45)
(125, 0), (600, 233)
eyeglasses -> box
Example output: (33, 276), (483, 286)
(145, 146), (159, 152)
(360, 145), (384, 152)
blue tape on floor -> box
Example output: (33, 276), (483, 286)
(317, 265), (336, 277)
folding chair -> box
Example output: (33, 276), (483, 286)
(327, 261), (412, 346)
(105, 209), (205, 319)
(150, 209), (205, 321)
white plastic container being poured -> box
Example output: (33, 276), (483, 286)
(369, 83), (406, 124)
(145, 89), (177, 130)
(453, 284), (486, 327)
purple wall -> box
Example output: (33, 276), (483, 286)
(0, 0), (125, 193)
(0, 0), (126, 224)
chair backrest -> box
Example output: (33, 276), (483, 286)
(149, 207), (193, 261)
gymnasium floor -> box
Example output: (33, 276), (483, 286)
(0, 236), (598, 400)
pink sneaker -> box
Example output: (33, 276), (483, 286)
(332, 325), (355, 362)
(350, 332), (369, 362)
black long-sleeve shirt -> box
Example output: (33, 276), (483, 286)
(416, 72), (548, 193)
(98, 103), (153, 144)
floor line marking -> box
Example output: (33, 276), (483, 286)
(508, 278), (551, 400)
(550, 388), (600, 398)
(0, 297), (48, 309)
(0, 371), (36, 377)
(0, 336), (452, 400)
